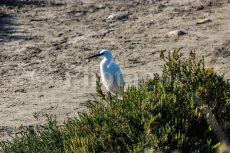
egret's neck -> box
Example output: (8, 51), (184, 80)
(100, 57), (112, 72)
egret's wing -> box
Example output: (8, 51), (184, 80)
(108, 62), (124, 93)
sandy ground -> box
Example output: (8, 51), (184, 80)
(0, 0), (230, 140)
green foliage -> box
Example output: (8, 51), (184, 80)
(0, 116), (64, 153)
(1, 49), (230, 153)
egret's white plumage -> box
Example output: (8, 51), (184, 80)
(100, 50), (124, 95)
(88, 49), (124, 96)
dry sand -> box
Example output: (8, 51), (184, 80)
(0, 0), (230, 140)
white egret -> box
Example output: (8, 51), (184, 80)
(88, 49), (124, 97)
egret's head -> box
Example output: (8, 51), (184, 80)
(100, 49), (113, 59)
(87, 49), (113, 60)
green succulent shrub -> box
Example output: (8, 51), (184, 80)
(1, 49), (230, 153)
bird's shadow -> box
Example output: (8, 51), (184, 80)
(0, 0), (45, 43)
(0, 13), (26, 43)
(0, 0), (44, 7)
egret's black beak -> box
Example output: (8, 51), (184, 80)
(87, 53), (104, 59)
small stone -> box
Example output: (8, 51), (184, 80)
(58, 33), (64, 37)
(107, 12), (128, 20)
(195, 5), (204, 10)
(196, 18), (212, 24)
(85, 59), (90, 63)
(38, 95), (44, 98)
(167, 30), (186, 37)
(14, 88), (27, 93)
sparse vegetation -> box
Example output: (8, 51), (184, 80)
(1, 49), (230, 153)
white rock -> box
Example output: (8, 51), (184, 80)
(196, 18), (212, 24)
(167, 30), (186, 37)
(107, 13), (128, 20)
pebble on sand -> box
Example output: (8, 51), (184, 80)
(107, 12), (128, 20)
(196, 18), (212, 24)
(167, 30), (187, 37)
